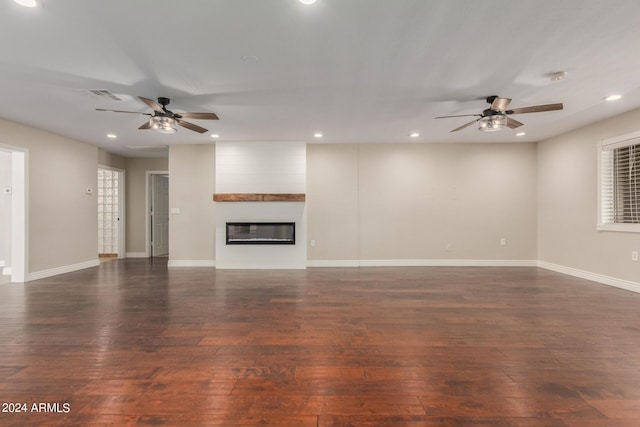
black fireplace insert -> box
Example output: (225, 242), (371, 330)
(226, 222), (295, 245)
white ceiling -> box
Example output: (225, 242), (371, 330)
(1, 0), (640, 157)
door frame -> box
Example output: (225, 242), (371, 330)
(145, 170), (169, 258)
(97, 165), (126, 259)
(0, 144), (28, 283)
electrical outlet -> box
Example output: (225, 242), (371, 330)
(500, 238), (507, 246)
(310, 240), (316, 247)
(632, 251), (639, 262)
(445, 243), (452, 251)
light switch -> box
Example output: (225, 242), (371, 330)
(171, 207), (181, 214)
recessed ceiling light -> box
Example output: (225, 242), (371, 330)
(516, 132), (526, 136)
(410, 132), (420, 138)
(210, 134), (220, 139)
(106, 134), (117, 139)
(299, 0), (317, 4)
(14, 0), (37, 7)
(314, 133), (323, 138)
(603, 94), (622, 102)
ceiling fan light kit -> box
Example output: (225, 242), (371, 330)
(150, 116), (177, 134)
(478, 114), (507, 132)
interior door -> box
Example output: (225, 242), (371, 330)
(151, 174), (169, 256)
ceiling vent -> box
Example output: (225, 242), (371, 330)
(86, 89), (123, 101)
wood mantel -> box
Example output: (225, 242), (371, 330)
(213, 193), (306, 202)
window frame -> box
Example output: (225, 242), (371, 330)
(597, 130), (640, 233)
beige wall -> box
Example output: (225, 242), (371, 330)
(0, 118), (98, 273)
(306, 144), (360, 261)
(125, 157), (168, 255)
(168, 145), (216, 263)
(98, 149), (126, 170)
(538, 108), (640, 283)
(308, 143), (538, 262)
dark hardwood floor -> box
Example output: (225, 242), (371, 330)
(0, 260), (639, 426)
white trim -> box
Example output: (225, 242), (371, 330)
(537, 261), (640, 294)
(597, 223), (640, 233)
(2, 267), (11, 276)
(216, 261), (305, 270)
(0, 145), (29, 283)
(167, 260), (216, 268)
(126, 252), (148, 258)
(308, 259), (537, 268)
(600, 129), (640, 150)
(307, 260), (360, 267)
(11, 150), (27, 283)
(28, 259), (100, 282)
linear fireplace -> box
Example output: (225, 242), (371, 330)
(226, 222), (295, 245)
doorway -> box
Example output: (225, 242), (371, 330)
(97, 167), (125, 260)
(0, 146), (27, 283)
(147, 172), (169, 258)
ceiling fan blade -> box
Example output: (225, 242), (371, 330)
(176, 112), (219, 120)
(139, 96), (165, 114)
(435, 114), (483, 119)
(507, 103), (563, 114)
(96, 108), (151, 115)
(450, 119), (479, 132)
(138, 121), (151, 130)
(176, 119), (208, 133)
(506, 117), (524, 129)
(490, 97), (512, 111)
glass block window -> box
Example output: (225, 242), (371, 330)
(97, 168), (120, 254)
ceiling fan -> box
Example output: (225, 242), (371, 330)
(435, 95), (563, 132)
(96, 96), (219, 134)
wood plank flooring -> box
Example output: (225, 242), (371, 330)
(0, 260), (639, 426)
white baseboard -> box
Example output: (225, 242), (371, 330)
(167, 260), (216, 268)
(308, 259), (537, 268)
(126, 252), (148, 258)
(537, 261), (640, 294)
(307, 260), (360, 267)
(215, 262), (305, 269)
(2, 267), (12, 276)
(28, 259), (100, 282)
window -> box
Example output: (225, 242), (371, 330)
(598, 131), (640, 232)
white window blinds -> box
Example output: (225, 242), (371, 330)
(599, 134), (640, 231)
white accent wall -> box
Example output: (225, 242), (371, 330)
(215, 142), (307, 269)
